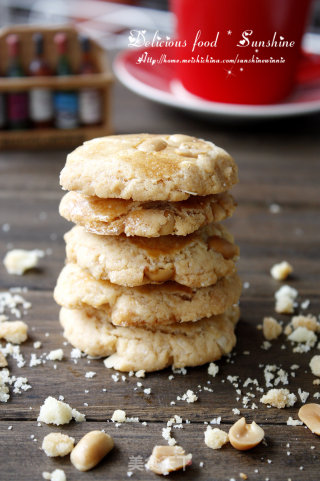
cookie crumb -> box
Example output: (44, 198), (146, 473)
(270, 261), (293, 281)
(204, 426), (228, 449)
(208, 362), (219, 377)
(42, 432), (75, 457)
(260, 389), (297, 408)
(275, 285), (298, 314)
(263, 317), (282, 340)
(4, 249), (44, 275)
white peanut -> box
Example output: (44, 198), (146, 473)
(228, 417), (264, 451)
(70, 430), (114, 471)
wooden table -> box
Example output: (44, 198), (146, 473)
(1, 77), (320, 481)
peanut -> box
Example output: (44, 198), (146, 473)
(298, 403), (320, 435)
(229, 417), (264, 451)
(70, 431), (114, 471)
(208, 236), (239, 259)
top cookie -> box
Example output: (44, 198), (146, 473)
(60, 134), (238, 201)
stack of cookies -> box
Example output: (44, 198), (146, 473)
(54, 134), (241, 372)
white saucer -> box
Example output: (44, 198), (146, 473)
(114, 33), (320, 119)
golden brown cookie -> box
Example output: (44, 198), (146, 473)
(59, 191), (236, 237)
(59, 305), (240, 372)
(60, 134), (238, 201)
(64, 223), (239, 287)
(54, 263), (242, 326)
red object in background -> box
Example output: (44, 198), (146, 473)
(29, 33), (54, 128)
(6, 34), (29, 129)
(171, 0), (312, 105)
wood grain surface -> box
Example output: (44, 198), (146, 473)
(0, 71), (320, 481)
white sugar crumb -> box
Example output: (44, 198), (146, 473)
(42, 469), (66, 481)
(3, 249), (44, 275)
(111, 409), (126, 423)
(288, 327), (317, 346)
(38, 396), (85, 425)
(204, 426), (228, 449)
(177, 389), (198, 403)
(71, 409), (86, 422)
(70, 348), (82, 358)
(42, 432), (75, 457)
(310, 355), (320, 377)
(261, 341), (272, 351)
(0, 321), (28, 344)
(33, 341), (42, 349)
(208, 362), (219, 377)
(287, 417), (303, 426)
(135, 369), (145, 378)
(263, 317), (282, 340)
(298, 388), (309, 404)
(301, 299), (310, 310)
(85, 371), (96, 378)
(275, 285), (298, 314)
(210, 417), (222, 425)
(260, 389), (297, 408)
(269, 203), (281, 214)
(0, 368), (31, 402)
(47, 349), (64, 361)
(270, 261), (293, 281)
(127, 472), (133, 478)
(144, 388), (151, 395)
(232, 408), (240, 415)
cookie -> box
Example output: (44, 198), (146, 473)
(59, 305), (240, 372)
(60, 134), (238, 202)
(59, 191), (236, 237)
(54, 263), (242, 326)
(64, 223), (239, 287)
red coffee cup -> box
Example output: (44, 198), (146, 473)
(171, 0), (313, 104)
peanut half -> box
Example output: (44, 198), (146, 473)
(298, 403), (320, 435)
(70, 430), (114, 471)
(208, 236), (239, 260)
(229, 417), (264, 451)
(146, 445), (192, 475)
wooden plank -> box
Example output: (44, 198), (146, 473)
(0, 420), (319, 481)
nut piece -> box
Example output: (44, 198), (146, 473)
(208, 236), (239, 259)
(292, 315), (319, 332)
(228, 417), (264, 451)
(137, 138), (167, 153)
(298, 404), (320, 435)
(144, 266), (175, 283)
(0, 321), (28, 344)
(3, 248), (44, 275)
(146, 445), (192, 475)
(0, 351), (8, 367)
(270, 261), (293, 281)
(168, 134), (194, 146)
(111, 409), (126, 423)
(42, 432), (75, 457)
(263, 317), (282, 341)
(70, 430), (114, 471)
(204, 426), (229, 449)
(310, 356), (320, 377)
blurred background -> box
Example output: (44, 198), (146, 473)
(0, 0), (319, 50)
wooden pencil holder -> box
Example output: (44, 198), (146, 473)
(0, 24), (113, 150)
